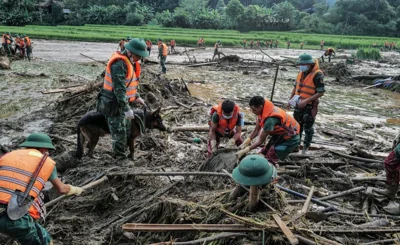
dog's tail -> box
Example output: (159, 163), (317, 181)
(76, 124), (84, 159)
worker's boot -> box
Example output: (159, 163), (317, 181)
(49, 239), (54, 245)
(301, 146), (309, 155)
(374, 184), (398, 199)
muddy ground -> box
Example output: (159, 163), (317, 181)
(1, 40), (400, 245)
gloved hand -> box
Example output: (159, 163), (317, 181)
(235, 146), (250, 159)
(210, 140), (217, 153)
(238, 138), (251, 150)
(67, 185), (84, 196)
(225, 138), (236, 148)
(124, 109), (135, 119)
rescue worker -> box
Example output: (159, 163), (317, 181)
(118, 38), (126, 52)
(374, 133), (400, 214)
(390, 42), (394, 51)
(146, 39), (152, 56)
(201, 38), (205, 47)
(0, 133), (83, 245)
(170, 39), (176, 54)
(212, 40), (221, 61)
(385, 41), (389, 50)
(14, 34), (21, 55)
(265, 40), (269, 48)
(236, 96), (300, 168)
(243, 39), (247, 48)
(18, 36), (25, 58)
(197, 38), (202, 48)
(23, 34), (32, 61)
(300, 41), (304, 49)
(2, 32), (13, 56)
(158, 38), (168, 74)
(256, 40), (260, 48)
(208, 100), (244, 156)
(321, 47), (335, 63)
(287, 40), (291, 49)
(320, 40), (324, 50)
(287, 53), (325, 154)
(274, 40), (278, 48)
(250, 40), (254, 49)
(96, 38), (149, 160)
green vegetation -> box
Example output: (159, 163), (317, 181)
(0, 25), (399, 50)
(1, 0), (400, 37)
(355, 48), (382, 60)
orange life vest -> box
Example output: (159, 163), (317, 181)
(250, 40), (254, 44)
(19, 39), (25, 48)
(1, 34), (5, 44)
(5, 34), (11, 45)
(170, 40), (176, 46)
(24, 36), (31, 47)
(134, 61), (141, 79)
(103, 52), (138, 102)
(295, 59), (321, 102)
(160, 43), (168, 56)
(326, 48), (334, 55)
(14, 37), (20, 46)
(257, 100), (300, 139)
(210, 104), (240, 135)
(385, 42), (389, 46)
(243, 39), (247, 43)
(201, 39), (204, 44)
(0, 149), (55, 220)
(256, 41), (260, 45)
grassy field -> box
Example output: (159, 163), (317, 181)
(0, 24), (399, 50)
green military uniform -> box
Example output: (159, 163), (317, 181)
(159, 44), (167, 74)
(293, 72), (325, 148)
(262, 117), (300, 160)
(0, 168), (58, 245)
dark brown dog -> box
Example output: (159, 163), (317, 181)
(76, 107), (166, 159)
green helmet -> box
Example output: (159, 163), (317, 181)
(20, 133), (56, 150)
(22, 34), (27, 37)
(218, 40), (221, 43)
(6, 32), (10, 35)
(296, 53), (315, 65)
(157, 38), (162, 42)
(126, 36), (132, 40)
(124, 38), (149, 57)
(232, 155), (277, 186)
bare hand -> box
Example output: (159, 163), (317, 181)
(297, 99), (309, 109)
(136, 97), (145, 105)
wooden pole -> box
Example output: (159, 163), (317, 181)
(270, 64), (280, 101)
(301, 186), (315, 214)
(249, 186), (259, 212)
(317, 186), (365, 201)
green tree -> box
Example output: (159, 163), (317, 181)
(125, 12), (144, 26)
(216, 0), (226, 12)
(271, 1), (297, 29)
(225, 0), (245, 27)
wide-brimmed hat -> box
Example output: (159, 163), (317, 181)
(20, 133), (56, 150)
(232, 155), (277, 186)
(296, 53), (315, 65)
(124, 38), (149, 57)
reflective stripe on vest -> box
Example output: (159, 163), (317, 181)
(211, 104), (240, 136)
(258, 99), (300, 139)
(295, 60), (321, 101)
(0, 149), (55, 220)
(103, 52), (138, 102)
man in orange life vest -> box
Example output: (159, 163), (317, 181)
(208, 100), (244, 155)
(0, 133), (83, 245)
(236, 96), (300, 168)
(146, 39), (152, 56)
(287, 53), (325, 154)
(96, 38), (149, 160)
(170, 39), (176, 54)
(23, 34), (32, 61)
(158, 38), (168, 74)
(321, 47), (335, 63)
(212, 40), (221, 60)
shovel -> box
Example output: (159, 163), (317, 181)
(7, 152), (49, 220)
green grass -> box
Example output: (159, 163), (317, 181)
(355, 48), (382, 60)
(0, 24), (399, 50)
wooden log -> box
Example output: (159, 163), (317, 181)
(329, 150), (384, 164)
(352, 75), (396, 80)
(301, 186), (315, 214)
(80, 53), (107, 65)
(295, 235), (316, 245)
(361, 238), (400, 245)
(249, 186), (259, 212)
(45, 176), (108, 208)
(317, 186), (365, 201)
(148, 232), (247, 245)
(272, 214), (299, 245)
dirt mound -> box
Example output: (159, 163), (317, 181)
(319, 62), (351, 77)
(219, 55), (241, 62)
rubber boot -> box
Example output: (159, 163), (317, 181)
(384, 201), (400, 215)
(301, 146), (309, 155)
(374, 184), (398, 199)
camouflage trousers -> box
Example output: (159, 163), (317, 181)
(293, 105), (315, 148)
(105, 114), (128, 159)
(385, 144), (400, 185)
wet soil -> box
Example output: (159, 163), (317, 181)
(1, 39), (400, 245)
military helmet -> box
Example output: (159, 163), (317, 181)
(124, 38), (149, 57)
(232, 155), (277, 186)
(296, 53), (315, 65)
(20, 133), (56, 150)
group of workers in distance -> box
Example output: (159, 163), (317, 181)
(374, 41), (397, 50)
(1, 32), (33, 60)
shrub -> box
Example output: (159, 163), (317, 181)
(355, 48), (381, 60)
(125, 12), (144, 26)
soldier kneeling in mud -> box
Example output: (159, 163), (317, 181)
(208, 99), (244, 156)
(375, 133), (400, 214)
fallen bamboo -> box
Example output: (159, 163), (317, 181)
(317, 186), (365, 201)
(148, 232), (247, 245)
(122, 223), (260, 232)
(329, 150), (383, 164)
(45, 176), (108, 208)
(352, 75), (397, 80)
(351, 177), (386, 182)
(304, 227), (400, 233)
(173, 97), (191, 110)
(275, 184), (338, 210)
(325, 211), (400, 220)
(301, 186), (315, 214)
(107, 171), (230, 177)
(80, 53), (107, 65)
(295, 235), (316, 245)
(361, 238), (400, 245)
